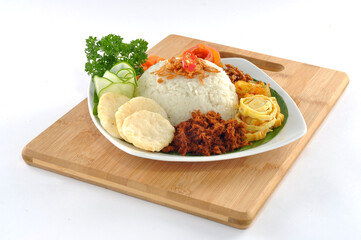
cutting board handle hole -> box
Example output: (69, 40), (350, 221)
(220, 51), (285, 72)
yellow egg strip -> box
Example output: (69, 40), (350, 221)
(246, 118), (276, 132)
(235, 114), (274, 133)
(239, 95), (277, 121)
(273, 112), (284, 128)
(245, 129), (268, 142)
(236, 94), (284, 142)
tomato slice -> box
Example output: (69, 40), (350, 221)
(206, 45), (222, 67)
(182, 51), (197, 72)
(187, 44), (214, 63)
(181, 44), (223, 68)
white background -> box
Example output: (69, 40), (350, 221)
(1, 0), (361, 239)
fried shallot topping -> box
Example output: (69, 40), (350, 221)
(162, 110), (248, 156)
(152, 57), (220, 84)
(224, 64), (253, 84)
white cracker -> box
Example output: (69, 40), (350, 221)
(97, 92), (130, 138)
(122, 110), (174, 152)
(115, 96), (168, 141)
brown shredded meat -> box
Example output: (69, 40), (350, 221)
(223, 64), (253, 83)
(152, 57), (219, 84)
(162, 110), (248, 156)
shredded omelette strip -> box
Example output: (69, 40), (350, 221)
(236, 95), (284, 141)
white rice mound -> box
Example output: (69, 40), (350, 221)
(135, 59), (238, 126)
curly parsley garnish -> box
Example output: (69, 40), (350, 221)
(85, 34), (148, 77)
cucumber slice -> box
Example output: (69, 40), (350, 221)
(97, 62), (137, 97)
(93, 76), (112, 95)
(98, 82), (135, 98)
(109, 62), (138, 86)
(110, 62), (134, 75)
(103, 70), (121, 83)
(116, 68), (137, 86)
(116, 69), (133, 81)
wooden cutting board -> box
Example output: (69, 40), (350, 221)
(22, 34), (349, 229)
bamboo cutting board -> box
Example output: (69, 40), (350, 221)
(22, 35), (349, 229)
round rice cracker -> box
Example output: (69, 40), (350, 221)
(115, 97), (168, 141)
(122, 110), (175, 152)
(97, 92), (130, 138)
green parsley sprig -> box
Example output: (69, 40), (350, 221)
(85, 34), (148, 77)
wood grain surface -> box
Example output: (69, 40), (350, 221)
(22, 34), (349, 229)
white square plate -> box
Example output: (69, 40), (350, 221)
(88, 58), (307, 162)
